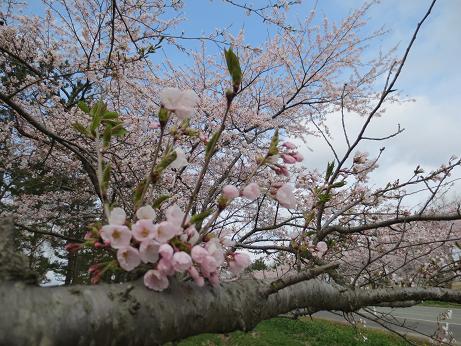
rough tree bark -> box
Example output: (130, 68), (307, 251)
(2, 218), (461, 345)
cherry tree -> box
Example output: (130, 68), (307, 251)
(1, 0), (461, 344)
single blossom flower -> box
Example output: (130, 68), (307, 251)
(180, 225), (199, 245)
(316, 241), (328, 255)
(242, 182), (261, 201)
(223, 185), (239, 200)
(117, 246), (141, 271)
(144, 269), (169, 291)
(100, 225), (132, 249)
(132, 219), (157, 242)
(139, 239), (160, 264)
(170, 148), (188, 169)
(166, 204), (186, 226)
(205, 238), (225, 266)
(154, 221), (180, 243)
(157, 257), (175, 276)
(159, 87), (199, 120)
(228, 252), (251, 275)
(159, 243), (174, 259)
(136, 205), (156, 220)
(275, 183), (297, 209)
(172, 251), (193, 272)
(191, 245), (209, 264)
(200, 255), (218, 275)
(108, 207), (126, 225)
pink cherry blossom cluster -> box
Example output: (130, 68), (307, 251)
(223, 181), (297, 209)
(84, 205), (251, 291)
(260, 141), (304, 178)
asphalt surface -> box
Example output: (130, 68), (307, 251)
(313, 306), (461, 344)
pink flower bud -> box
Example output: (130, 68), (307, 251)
(275, 183), (297, 209)
(172, 251), (193, 272)
(191, 245), (209, 263)
(84, 232), (93, 240)
(223, 184), (239, 200)
(65, 243), (82, 252)
(241, 182), (260, 201)
(292, 152), (304, 162)
(316, 241), (328, 254)
(159, 243), (174, 259)
(94, 242), (106, 249)
(282, 141), (297, 149)
(228, 252), (251, 275)
(281, 154), (297, 164)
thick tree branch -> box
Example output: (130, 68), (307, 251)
(319, 211), (461, 239)
(2, 276), (461, 345)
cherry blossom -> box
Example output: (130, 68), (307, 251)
(275, 183), (296, 209)
(132, 220), (157, 242)
(228, 253), (251, 275)
(154, 221), (180, 243)
(108, 207), (126, 225)
(222, 185), (239, 200)
(281, 154), (297, 164)
(172, 251), (192, 272)
(188, 266), (205, 287)
(170, 148), (188, 169)
(191, 245), (209, 263)
(159, 88), (199, 120)
(136, 205), (156, 220)
(241, 182), (261, 201)
(117, 246), (141, 271)
(282, 142), (297, 149)
(139, 239), (161, 264)
(144, 269), (169, 292)
(100, 225), (132, 249)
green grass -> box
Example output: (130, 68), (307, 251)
(419, 300), (461, 308)
(175, 317), (423, 346)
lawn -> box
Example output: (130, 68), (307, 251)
(174, 317), (425, 346)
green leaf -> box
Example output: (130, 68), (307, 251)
(331, 180), (347, 189)
(155, 149), (177, 173)
(103, 111), (118, 120)
(268, 129), (279, 156)
(101, 119), (122, 126)
(206, 132), (220, 158)
(77, 101), (90, 113)
(134, 179), (148, 207)
(224, 47), (242, 91)
(152, 195), (170, 209)
(102, 126), (112, 148)
(111, 124), (127, 137)
(190, 209), (213, 225)
(102, 163), (111, 191)
(325, 161), (335, 181)
(158, 106), (169, 125)
(90, 101), (107, 132)
(72, 122), (89, 137)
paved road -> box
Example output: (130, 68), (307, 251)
(313, 306), (461, 344)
